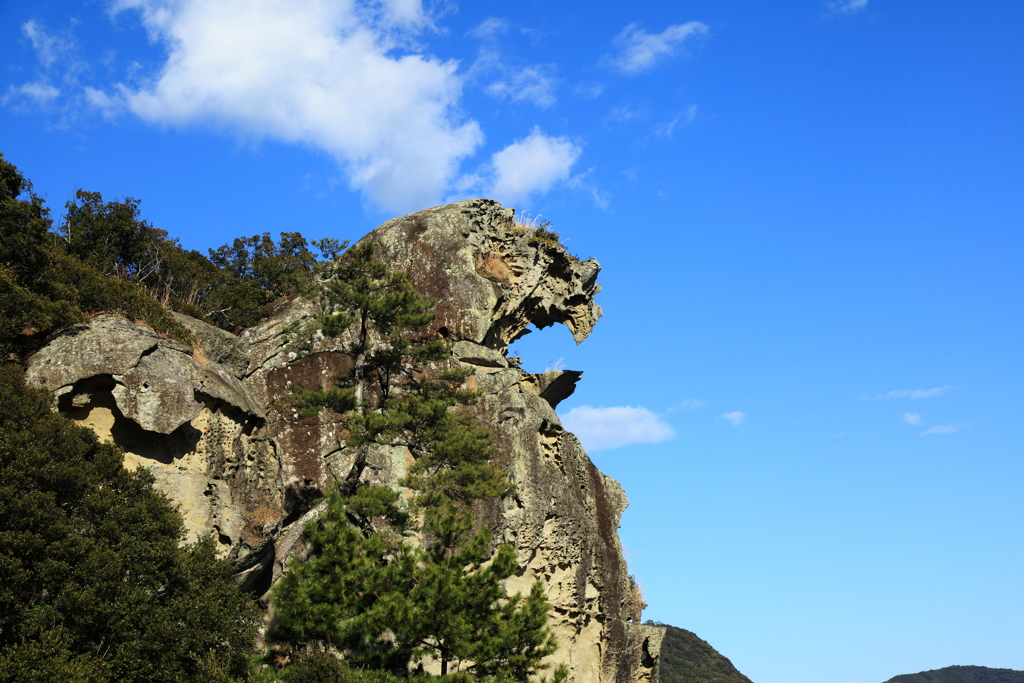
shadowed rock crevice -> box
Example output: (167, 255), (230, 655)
(57, 374), (201, 466)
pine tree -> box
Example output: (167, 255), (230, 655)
(272, 244), (557, 681)
(284, 241), (508, 502)
(271, 494), (558, 681)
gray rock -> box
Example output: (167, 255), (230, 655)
(523, 369), (584, 408)
(171, 311), (251, 378)
(27, 200), (662, 683)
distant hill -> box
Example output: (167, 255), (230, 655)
(647, 622), (753, 683)
(884, 665), (1024, 683)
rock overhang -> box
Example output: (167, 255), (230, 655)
(361, 198), (602, 351)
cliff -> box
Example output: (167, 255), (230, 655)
(25, 199), (664, 683)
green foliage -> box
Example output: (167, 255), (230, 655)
(285, 242), (510, 505)
(209, 232), (318, 296)
(884, 666), (1024, 683)
(0, 156), (191, 356)
(275, 246), (554, 680)
(647, 622), (752, 683)
(57, 188), (324, 332)
(521, 220), (580, 264)
(0, 364), (261, 682)
(395, 369), (510, 506)
(59, 190), (165, 281)
(1, 153), (341, 355)
(526, 224), (560, 246)
(204, 232), (329, 329)
(271, 495), (556, 681)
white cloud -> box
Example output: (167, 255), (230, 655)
(3, 21), (86, 111)
(655, 105), (697, 137)
(84, 86), (121, 117)
(665, 399), (706, 413)
(902, 412), (923, 426)
(608, 105), (644, 123)
(560, 406), (674, 452)
(3, 81), (61, 106)
(922, 424), (960, 436)
(565, 167), (609, 209)
(885, 386), (952, 400)
(825, 0), (869, 17)
(575, 82), (605, 99)
(722, 411), (746, 426)
(605, 21), (708, 74)
(22, 20), (74, 68)
(468, 17), (509, 39)
(486, 65), (557, 108)
(486, 127), (581, 205)
(101, 0), (483, 213)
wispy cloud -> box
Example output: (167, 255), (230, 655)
(468, 17), (509, 39)
(565, 168), (610, 210)
(824, 0), (869, 17)
(863, 386), (953, 400)
(485, 126), (581, 205)
(886, 386), (952, 399)
(561, 406), (675, 452)
(722, 411), (746, 426)
(485, 65), (557, 108)
(607, 104), (645, 123)
(921, 424), (964, 436)
(22, 20), (75, 69)
(96, 0), (483, 213)
(655, 105), (697, 137)
(3, 21), (84, 111)
(575, 82), (605, 99)
(902, 412), (923, 426)
(604, 21), (709, 74)
(2, 82), (61, 107)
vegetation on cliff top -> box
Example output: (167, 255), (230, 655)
(0, 153), (333, 360)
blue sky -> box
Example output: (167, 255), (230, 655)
(3, 1), (1022, 682)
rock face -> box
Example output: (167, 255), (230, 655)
(26, 199), (664, 683)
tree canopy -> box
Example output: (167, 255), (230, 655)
(0, 364), (261, 682)
(0, 152), (336, 360)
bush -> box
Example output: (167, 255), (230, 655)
(0, 364), (260, 682)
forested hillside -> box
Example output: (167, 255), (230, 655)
(884, 666), (1024, 683)
(649, 622), (752, 683)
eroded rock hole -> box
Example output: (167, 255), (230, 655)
(506, 323), (581, 374)
(58, 375), (201, 465)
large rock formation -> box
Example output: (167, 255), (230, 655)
(26, 199), (665, 683)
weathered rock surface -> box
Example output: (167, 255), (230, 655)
(26, 199), (664, 683)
